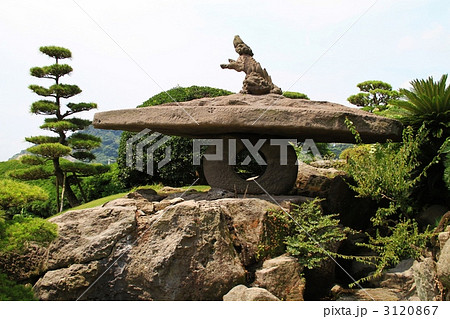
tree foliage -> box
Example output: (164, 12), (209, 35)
(390, 74), (450, 139)
(348, 80), (400, 112)
(390, 74), (450, 203)
(0, 273), (36, 301)
(0, 180), (48, 216)
(118, 86), (233, 187)
(11, 46), (107, 210)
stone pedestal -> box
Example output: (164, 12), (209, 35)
(202, 138), (298, 194)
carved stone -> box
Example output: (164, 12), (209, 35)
(221, 35), (282, 95)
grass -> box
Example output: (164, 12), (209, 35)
(59, 184), (211, 215)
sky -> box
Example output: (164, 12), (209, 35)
(0, 0), (449, 161)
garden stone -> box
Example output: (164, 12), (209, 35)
(412, 258), (440, 301)
(223, 285), (279, 301)
(32, 190), (297, 300)
(254, 254), (305, 300)
(437, 239), (450, 290)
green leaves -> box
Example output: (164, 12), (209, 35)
(68, 133), (101, 150)
(348, 80), (400, 112)
(19, 155), (45, 166)
(39, 46), (72, 60)
(40, 118), (91, 132)
(344, 127), (425, 212)
(0, 273), (37, 301)
(0, 216), (58, 253)
(30, 100), (59, 115)
(352, 219), (431, 286)
(258, 199), (353, 270)
(8, 166), (53, 181)
(66, 102), (97, 113)
(28, 143), (72, 158)
(138, 85), (233, 108)
(357, 80), (393, 92)
(0, 180), (48, 210)
(60, 161), (109, 176)
(30, 64), (73, 79)
(29, 84), (82, 98)
(390, 74), (450, 136)
(72, 151), (96, 162)
(282, 91), (310, 100)
(25, 135), (60, 145)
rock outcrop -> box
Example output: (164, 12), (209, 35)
(29, 189), (309, 300)
(93, 93), (403, 143)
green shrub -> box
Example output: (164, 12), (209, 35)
(258, 199), (357, 269)
(343, 127), (427, 225)
(339, 144), (372, 161)
(390, 74), (450, 139)
(351, 219), (431, 286)
(0, 216), (57, 253)
(282, 91), (309, 100)
(0, 273), (36, 301)
(80, 163), (126, 201)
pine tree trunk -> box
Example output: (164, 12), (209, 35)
(55, 177), (60, 213)
(73, 173), (88, 203)
(64, 178), (80, 208)
(53, 158), (80, 208)
(60, 174), (66, 213)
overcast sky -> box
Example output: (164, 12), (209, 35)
(0, 0), (449, 161)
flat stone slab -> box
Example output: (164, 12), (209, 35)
(93, 93), (402, 143)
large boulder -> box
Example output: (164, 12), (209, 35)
(295, 161), (345, 197)
(32, 191), (299, 300)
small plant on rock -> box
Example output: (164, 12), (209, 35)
(258, 199), (361, 269)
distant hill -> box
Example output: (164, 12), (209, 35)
(9, 126), (122, 165)
(81, 126), (122, 165)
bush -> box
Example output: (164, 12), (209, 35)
(343, 127), (427, 225)
(118, 85), (233, 187)
(351, 219), (431, 286)
(258, 199), (356, 269)
(0, 273), (36, 301)
(138, 85), (233, 108)
(79, 163), (126, 201)
(282, 91), (309, 100)
(0, 215), (57, 253)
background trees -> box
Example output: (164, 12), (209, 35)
(348, 80), (400, 112)
(11, 46), (107, 211)
(117, 86), (233, 188)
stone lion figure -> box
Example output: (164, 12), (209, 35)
(220, 35), (282, 95)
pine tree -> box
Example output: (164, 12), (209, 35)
(11, 46), (108, 210)
(348, 80), (400, 112)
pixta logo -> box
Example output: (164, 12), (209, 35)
(193, 138), (322, 165)
(126, 129), (171, 175)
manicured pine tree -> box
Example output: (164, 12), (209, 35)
(11, 46), (108, 211)
(347, 80), (400, 112)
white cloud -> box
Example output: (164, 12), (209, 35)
(421, 24), (445, 40)
(397, 36), (416, 52)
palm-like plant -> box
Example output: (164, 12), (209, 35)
(390, 74), (450, 138)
